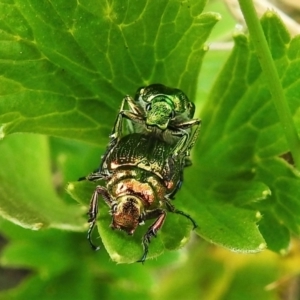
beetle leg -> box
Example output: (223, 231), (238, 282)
(165, 198), (197, 230)
(121, 110), (144, 125)
(137, 209), (166, 263)
(183, 120), (201, 156)
(170, 119), (201, 159)
(87, 186), (113, 250)
(87, 190), (100, 250)
(174, 118), (201, 130)
(80, 171), (103, 182)
(110, 96), (128, 140)
(125, 95), (144, 116)
(110, 96), (145, 140)
(168, 167), (184, 200)
(170, 129), (189, 157)
(122, 97), (145, 126)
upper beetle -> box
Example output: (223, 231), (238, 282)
(111, 83), (201, 161)
(135, 84), (196, 131)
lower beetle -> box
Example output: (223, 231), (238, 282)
(85, 133), (197, 263)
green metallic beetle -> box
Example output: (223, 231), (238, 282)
(81, 84), (200, 262)
(85, 133), (197, 263)
(111, 84), (201, 160)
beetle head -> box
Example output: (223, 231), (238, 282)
(145, 96), (175, 130)
(110, 195), (144, 235)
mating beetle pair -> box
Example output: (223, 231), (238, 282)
(83, 84), (200, 262)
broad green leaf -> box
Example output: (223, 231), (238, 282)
(2, 0), (300, 297)
(0, 0), (221, 263)
(1, 0), (298, 265)
(194, 12), (300, 253)
(49, 137), (104, 190)
(179, 174), (268, 252)
(68, 181), (194, 263)
(0, 134), (84, 230)
(0, 0), (219, 145)
(258, 211), (290, 254)
(68, 172), (268, 262)
(256, 158), (300, 238)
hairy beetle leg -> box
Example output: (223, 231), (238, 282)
(166, 199), (197, 230)
(87, 220), (100, 251)
(110, 95), (144, 140)
(137, 210), (166, 263)
(87, 186), (113, 251)
(87, 190), (100, 250)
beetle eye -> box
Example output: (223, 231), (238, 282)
(138, 214), (145, 225)
(145, 103), (152, 111)
(111, 204), (117, 213)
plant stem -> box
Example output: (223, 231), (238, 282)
(238, 0), (300, 169)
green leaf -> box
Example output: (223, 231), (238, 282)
(179, 175), (268, 252)
(2, 1), (300, 297)
(194, 12), (300, 253)
(257, 158), (300, 238)
(0, 0), (219, 145)
(258, 211), (290, 254)
(0, 0), (221, 263)
(0, 134), (84, 231)
(68, 181), (194, 263)
(1, 0), (298, 265)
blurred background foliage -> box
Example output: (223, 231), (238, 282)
(1, 0), (300, 299)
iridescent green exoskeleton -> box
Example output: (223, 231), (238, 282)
(111, 84), (201, 161)
(84, 132), (197, 263)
